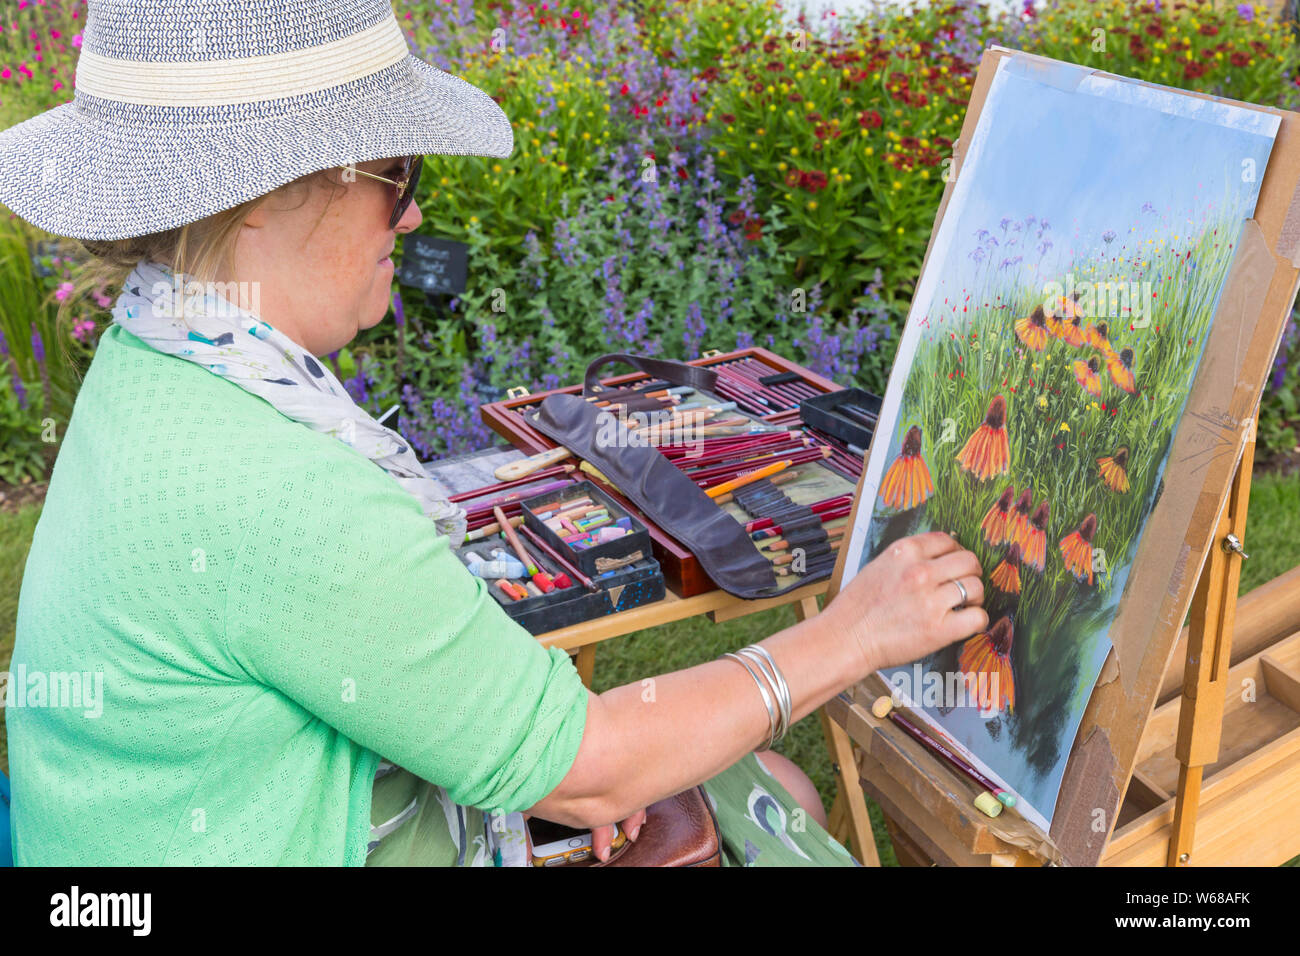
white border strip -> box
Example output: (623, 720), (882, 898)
(75, 14), (410, 106)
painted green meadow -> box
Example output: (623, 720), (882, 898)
(867, 190), (1261, 821)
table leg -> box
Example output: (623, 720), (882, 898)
(572, 643), (597, 688)
(792, 595), (880, 866)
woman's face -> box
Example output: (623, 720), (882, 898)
(227, 156), (422, 357)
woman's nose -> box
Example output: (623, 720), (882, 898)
(396, 195), (422, 233)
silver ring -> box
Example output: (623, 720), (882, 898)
(951, 578), (968, 609)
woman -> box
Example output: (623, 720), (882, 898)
(0, 0), (987, 866)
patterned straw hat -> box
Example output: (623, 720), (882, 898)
(0, 0), (513, 241)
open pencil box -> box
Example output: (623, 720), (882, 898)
(456, 535), (664, 636)
(519, 480), (652, 578)
(799, 387), (882, 450)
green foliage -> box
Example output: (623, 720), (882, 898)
(0, 382), (49, 485)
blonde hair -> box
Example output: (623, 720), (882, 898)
(53, 165), (349, 343)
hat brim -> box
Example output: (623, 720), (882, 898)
(0, 55), (513, 241)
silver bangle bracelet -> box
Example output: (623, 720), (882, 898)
(722, 652), (778, 751)
(738, 645), (792, 745)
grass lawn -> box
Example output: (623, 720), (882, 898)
(2, 470), (1298, 865)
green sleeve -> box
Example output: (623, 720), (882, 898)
(223, 447), (589, 815)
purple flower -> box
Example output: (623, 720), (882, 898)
(392, 288), (406, 328)
(1237, 3), (1254, 21)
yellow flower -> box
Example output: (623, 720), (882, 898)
(1058, 422), (1069, 432)
(469, 216), (479, 224)
(1038, 396), (1048, 408)
(808, 200), (818, 210)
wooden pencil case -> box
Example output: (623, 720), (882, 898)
(478, 347), (845, 597)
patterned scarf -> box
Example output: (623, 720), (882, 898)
(110, 259), (467, 543)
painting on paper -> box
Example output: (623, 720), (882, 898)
(840, 54), (1280, 832)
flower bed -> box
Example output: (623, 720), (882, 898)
(1, 0), (1297, 475)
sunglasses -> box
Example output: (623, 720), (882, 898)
(346, 155), (424, 228)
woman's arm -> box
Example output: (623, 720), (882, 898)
(528, 531), (988, 827)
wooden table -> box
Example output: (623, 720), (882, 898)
(533, 578), (881, 866)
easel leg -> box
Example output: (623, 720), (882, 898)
(1168, 422), (1255, 865)
(793, 595), (881, 866)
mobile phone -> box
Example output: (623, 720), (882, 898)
(527, 817), (627, 867)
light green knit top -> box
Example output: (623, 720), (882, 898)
(7, 324), (588, 865)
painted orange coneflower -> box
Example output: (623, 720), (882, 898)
(1087, 320), (1116, 356)
(1097, 446), (1130, 493)
(1014, 305), (1051, 352)
(959, 615), (1016, 715)
(1073, 355), (1102, 397)
(879, 425), (934, 510)
(990, 542), (1022, 595)
(1059, 513), (1098, 584)
(1020, 500), (1050, 572)
(1007, 488), (1034, 550)
(1058, 312), (1087, 348)
(980, 484), (1016, 546)
(956, 394), (1011, 481)
(1107, 347), (1137, 393)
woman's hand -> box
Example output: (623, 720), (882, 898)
(831, 530), (987, 678)
(592, 808), (646, 862)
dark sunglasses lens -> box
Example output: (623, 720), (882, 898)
(390, 156), (422, 228)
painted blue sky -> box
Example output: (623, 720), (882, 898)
(934, 62), (1278, 298)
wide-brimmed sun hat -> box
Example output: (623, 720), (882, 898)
(0, 0), (513, 241)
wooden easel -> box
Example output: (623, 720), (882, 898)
(1168, 417), (1254, 866)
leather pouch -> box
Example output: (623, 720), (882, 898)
(530, 786), (722, 868)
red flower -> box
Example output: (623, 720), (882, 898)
(1184, 61), (1207, 80)
(765, 60), (785, 72)
(1145, 22), (1164, 39)
(1199, 23), (1218, 36)
(619, 83), (629, 95)
(1230, 51), (1249, 67)
(677, 167), (687, 180)
(719, 113), (736, 124)
(900, 135), (920, 150)
(858, 109), (882, 129)
(744, 218), (764, 242)
(800, 170), (828, 192)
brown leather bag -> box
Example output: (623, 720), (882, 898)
(534, 786), (722, 867)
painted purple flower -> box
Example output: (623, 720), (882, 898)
(1102, 230), (1116, 244)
